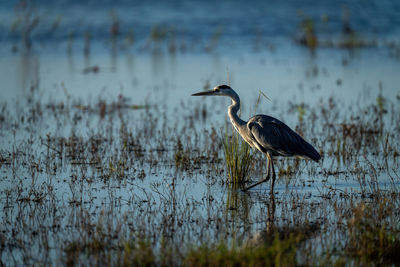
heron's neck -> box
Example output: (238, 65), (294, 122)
(228, 93), (246, 130)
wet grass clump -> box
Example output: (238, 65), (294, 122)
(64, 238), (156, 267)
(222, 127), (253, 187)
(184, 235), (299, 267)
(345, 202), (400, 265)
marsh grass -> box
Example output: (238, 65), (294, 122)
(184, 234), (300, 267)
(63, 231), (302, 266)
(345, 202), (400, 265)
(222, 127), (253, 187)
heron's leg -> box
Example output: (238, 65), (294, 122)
(269, 155), (276, 195)
(265, 154), (271, 180)
(242, 153), (271, 192)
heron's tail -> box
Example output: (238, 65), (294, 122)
(304, 143), (321, 162)
(295, 136), (321, 162)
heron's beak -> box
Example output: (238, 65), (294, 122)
(191, 90), (217, 96)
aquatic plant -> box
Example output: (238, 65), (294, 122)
(345, 202), (400, 265)
(222, 127), (253, 187)
(174, 138), (191, 170)
(295, 14), (318, 49)
(184, 234), (300, 267)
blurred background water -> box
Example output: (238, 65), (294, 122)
(1, 0), (400, 45)
(0, 0), (399, 109)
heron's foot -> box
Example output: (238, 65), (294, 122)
(242, 175), (270, 192)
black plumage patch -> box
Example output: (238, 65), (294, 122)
(216, 84), (231, 90)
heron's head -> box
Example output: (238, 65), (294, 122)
(191, 85), (235, 97)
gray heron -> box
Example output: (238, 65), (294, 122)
(192, 85), (321, 193)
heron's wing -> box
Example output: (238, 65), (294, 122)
(248, 115), (320, 161)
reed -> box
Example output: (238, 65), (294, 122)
(222, 127), (253, 187)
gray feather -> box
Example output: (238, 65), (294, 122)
(248, 115), (321, 162)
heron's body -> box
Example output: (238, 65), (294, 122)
(192, 85), (320, 193)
